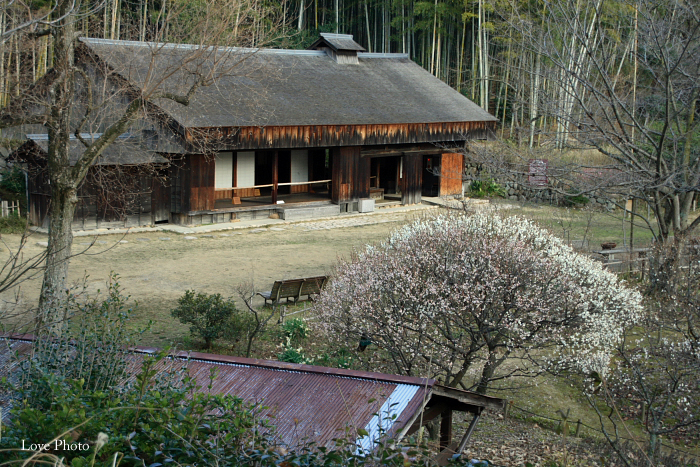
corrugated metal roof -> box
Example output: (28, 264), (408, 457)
(356, 383), (421, 453)
(0, 338), (33, 422)
(0, 337), (432, 450)
(78, 37), (498, 130)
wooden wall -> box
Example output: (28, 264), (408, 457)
(151, 173), (170, 222)
(190, 154), (215, 211)
(26, 164), (168, 228)
(402, 153), (422, 205)
(201, 122), (496, 150)
(439, 152), (464, 197)
(331, 146), (369, 203)
(171, 154), (215, 213)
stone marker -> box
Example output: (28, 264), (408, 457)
(184, 236), (197, 240)
(36, 241), (49, 247)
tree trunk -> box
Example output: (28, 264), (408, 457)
(37, 185), (78, 332)
(36, 0), (77, 335)
(476, 347), (503, 394)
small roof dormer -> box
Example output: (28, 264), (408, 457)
(309, 33), (365, 65)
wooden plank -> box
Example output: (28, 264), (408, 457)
(331, 146), (361, 203)
(402, 153), (422, 205)
(272, 150), (278, 204)
(215, 189), (233, 199)
(152, 175), (169, 223)
(431, 385), (506, 412)
(208, 122), (495, 150)
(439, 152), (463, 197)
(405, 403), (450, 436)
(356, 154), (370, 199)
(188, 154), (215, 211)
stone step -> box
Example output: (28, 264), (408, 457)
(279, 204), (340, 220)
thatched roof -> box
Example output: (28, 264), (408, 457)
(79, 37), (497, 130)
(13, 134), (168, 166)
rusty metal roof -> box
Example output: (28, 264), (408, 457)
(0, 336), (504, 452)
(0, 336), (432, 450)
(134, 349), (434, 449)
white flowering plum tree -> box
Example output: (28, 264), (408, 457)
(588, 243), (700, 463)
(314, 211), (643, 393)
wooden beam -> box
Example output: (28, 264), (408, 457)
(431, 385), (506, 412)
(272, 150), (278, 204)
(405, 403), (450, 436)
(360, 148), (446, 157)
(439, 410), (453, 450)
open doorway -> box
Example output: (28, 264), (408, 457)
(370, 156), (402, 200)
(422, 155), (440, 197)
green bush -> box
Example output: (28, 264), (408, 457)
(277, 344), (311, 364)
(468, 178), (506, 198)
(16, 275), (145, 395)
(171, 291), (237, 349)
(2, 353), (277, 467)
(0, 166), (26, 202)
(0, 212), (27, 234)
(281, 318), (309, 347)
(314, 348), (356, 369)
(563, 193), (590, 207)
(222, 307), (257, 350)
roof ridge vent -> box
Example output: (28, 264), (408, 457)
(308, 33), (365, 65)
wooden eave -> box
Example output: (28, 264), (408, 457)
(186, 121), (496, 150)
(431, 385), (506, 412)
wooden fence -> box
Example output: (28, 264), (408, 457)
(0, 200), (20, 217)
(593, 244), (699, 277)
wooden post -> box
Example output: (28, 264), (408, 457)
(439, 410), (453, 450)
(272, 150), (279, 204)
(629, 198), (635, 272)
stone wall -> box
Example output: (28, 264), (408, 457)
(463, 162), (616, 209)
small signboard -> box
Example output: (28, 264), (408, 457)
(528, 159), (548, 186)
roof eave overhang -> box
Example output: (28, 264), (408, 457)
(186, 121), (497, 150)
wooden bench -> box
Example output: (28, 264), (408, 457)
(257, 276), (328, 306)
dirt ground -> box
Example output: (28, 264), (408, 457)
(0, 211), (421, 345)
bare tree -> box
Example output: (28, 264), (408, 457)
(0, 0), (83, 45)
(481, 0), (700, 243)
(0, 0), (282, 334)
